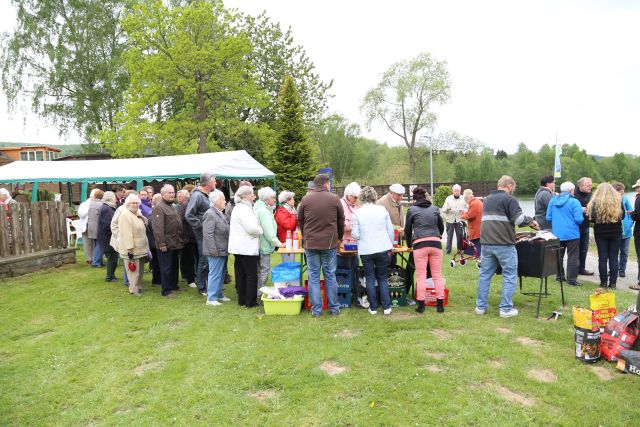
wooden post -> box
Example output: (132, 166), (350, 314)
(21, 203), (31, 254)
(40, 202), (50, 250)
(0, 207), (7, 257)
(31, 202), (42, 252)
(57, 202), (67, 248)
(9, 203), (21, 256)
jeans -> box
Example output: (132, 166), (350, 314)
(258, 253), (272, 288)
(445, 221), (463, 254)
(414, 246), (444, 300)
(305, 248), (339, 316)
(558, 239), (580, 283)
(578, 228), (590, 272)
(476, 244), (518, 312)
(206, 256), (227, 302)
(123, 265), (129, 285)
(92, 241), (104, 267)
(360, 252), (391, 311)
(195, 234), (209, 293)
(470, 238), (482, 258)
(595, 236), (620, 286)
(157, 249), (179, 296)
(179, 241), (197, 284)
(619, 237), (631, 274)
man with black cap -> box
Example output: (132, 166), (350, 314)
(534, 175), (555, 231)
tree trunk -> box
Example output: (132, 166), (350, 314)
(408, 147), (416, 180)
(196, 88), (207, 154)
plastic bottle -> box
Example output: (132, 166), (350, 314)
(393, 229), (399, 247)
(286, 230), (292, 251)
(292, 228), (299, 250)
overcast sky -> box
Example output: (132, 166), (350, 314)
(2, 0), (639, 156)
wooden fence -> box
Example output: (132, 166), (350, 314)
(0, 202), (68, 258)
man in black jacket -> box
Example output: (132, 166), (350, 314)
(185, 172), (216, 295)
(574, 177), (594, 276)
(153, 184), (184, 298)
(629, 179), (640, 292)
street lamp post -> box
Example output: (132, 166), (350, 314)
(419, 134), (435, 196)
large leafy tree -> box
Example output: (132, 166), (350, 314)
(361, 52), (451, 179)
(236, 12), (333, 126)
(103, 0), (266, 157)
(269, 75), (316, 197)
(312, 114), (381, 182)
(1, 0), (129, 141)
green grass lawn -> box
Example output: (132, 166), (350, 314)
(1, 249), (639, 426)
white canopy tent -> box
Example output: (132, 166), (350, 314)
(0, 150), (275, 201)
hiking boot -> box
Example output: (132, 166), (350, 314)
(619, 271), (626, 278)
(436, 299), (445, 313)
(415, 300), (425, 314)
(499, 308), (519, 318)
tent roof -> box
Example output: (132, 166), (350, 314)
(0, 150), (274, 184)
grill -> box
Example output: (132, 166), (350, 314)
(516, 238), (565, 318)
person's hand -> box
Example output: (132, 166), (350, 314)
(127, 251), (133, 260)
(531, 220), (540, 230)
(159, 244), (168, 253)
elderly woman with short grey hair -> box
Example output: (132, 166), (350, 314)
(275, 190), (297, 262)
(117, 195), (149, 296)
(255, 187), (283, 288)
(228, 185), (263, 307)
(202, 190), (231, 306)
(352, 186), (394, 315)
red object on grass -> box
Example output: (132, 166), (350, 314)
(424, 288), (449, 307)
(303, 280), (328, 311)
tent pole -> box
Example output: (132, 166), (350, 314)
(273, 176), (277, 192)
(31, 182), (39, 202)
(80, 182), (89, 202)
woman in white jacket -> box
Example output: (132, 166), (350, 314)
(228, 185), (263, 308)
(352, 186), (395, 316)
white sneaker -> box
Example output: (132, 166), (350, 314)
(359, 296), (370, 309)
(383, 308), (392, 316)
(499, 308), (519, 318)
(206, 300), (222, 306)
(200, 292), (207, 296)
(474, 307), (486, 315)
(368, 309), (377, 315)
(218, 297), (231, 302)
(188, 282), (197, 288)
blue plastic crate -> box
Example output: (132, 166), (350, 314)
(338, 289), (352, 308)
(335, 268), (353, 287)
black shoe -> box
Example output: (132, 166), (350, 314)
(580, 270), (595, 276)
(567, 281), (580, 286)
(619, 271), (626, 278)
(600, 283), (608, 288)
(436, 299), (445, 313)
(415, 301), (425, 314)
(609, 283), (617, 289)
(555, 277), (566, 282)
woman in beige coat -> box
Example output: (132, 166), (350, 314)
(117, 195), (149, 296)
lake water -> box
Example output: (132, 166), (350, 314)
(516, 192), (636, 218)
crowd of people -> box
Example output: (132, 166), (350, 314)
(65, 170), (640, 317)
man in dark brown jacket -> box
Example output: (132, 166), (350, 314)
(297, 174), (345, 317)
(152, 184), (184, 298)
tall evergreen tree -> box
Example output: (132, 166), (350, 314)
(269, 76), (316, 198)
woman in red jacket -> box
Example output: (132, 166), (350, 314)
(275, 191), (297, 262)
(461, 189), (483, 259)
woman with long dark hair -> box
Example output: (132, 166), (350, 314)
(405, 187), (445, 313)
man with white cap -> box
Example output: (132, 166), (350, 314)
(629, 178), (640, 291)
(377, 183), (405, 228)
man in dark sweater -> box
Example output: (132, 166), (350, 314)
(629, 179), (640, 292)
(185, 172), (216, 295)
(297, 174), (345, 317)
(574, 177), (594, 276)
(534, 175), (555, 231)
(475, 176), (538, 318)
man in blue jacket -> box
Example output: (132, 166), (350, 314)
(546, 182), (583, 286)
